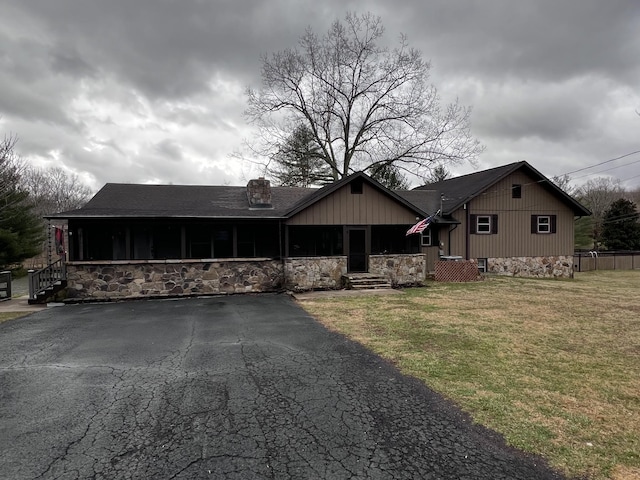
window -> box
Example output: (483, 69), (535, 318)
(371, 226), (420, 254)
(477, 258), (488, 273)
(350, 178), (363, 194)
(531, 215), (557, 234)
(470, 214), (498, 235)
(537, 216), (551, 233)
(512, 184), (522, 199)
(476, 216), (491, 233)
(213, 227), (233, 257)
(188, 226), (212, 258)
(289, 226), (343, 256)
(421, 229), (432, 247)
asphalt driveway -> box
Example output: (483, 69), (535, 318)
(0, 294), (565, 479)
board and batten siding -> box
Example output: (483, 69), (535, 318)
(288, 182), (418, 226)
(447, 171), (576, 259)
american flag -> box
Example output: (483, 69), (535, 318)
(406, 216), (432, 236)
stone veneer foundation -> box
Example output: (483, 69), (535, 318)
(369, 254), (426, 286)
(64, 254), (429, 300)
(487, 256), (574, 278)
(283, 256), (348, 291)
(66, 259), (284, 300)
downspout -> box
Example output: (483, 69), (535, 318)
(465, 202), (470, 260)
(448, 224), (458, 256)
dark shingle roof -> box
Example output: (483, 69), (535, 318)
(47, 162), (590, 221)
(414, 161), (591, 216)
(395, 190), (441, 216)
(48, 183), (314, 219)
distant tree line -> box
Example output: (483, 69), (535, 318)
(569, 176), (640, 251)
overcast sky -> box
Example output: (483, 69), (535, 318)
(2, 0), (639, 192)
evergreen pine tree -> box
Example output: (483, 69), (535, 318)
(600, 198), (640, 250)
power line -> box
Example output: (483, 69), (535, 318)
(562, 150), (640, 176)
(572, 157), (640, 180)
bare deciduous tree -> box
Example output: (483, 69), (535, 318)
(21, 166), (93, 217)
(551, 174), (575, 196)
(575, 177), (626, 249)
(0, 135), (26, 207)
(245, 12), (483, 183)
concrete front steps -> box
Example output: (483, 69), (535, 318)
(342, 273), (392, 290)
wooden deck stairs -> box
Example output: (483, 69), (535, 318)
(28, 259), (68, 304)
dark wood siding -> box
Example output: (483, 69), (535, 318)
(288, 182), (418, 225)
(447, 171), (576, 258)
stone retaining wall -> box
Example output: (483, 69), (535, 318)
(283, 256), (348, 291)
(66, 259), (284, 300)
(369, 254), (426, 286)
(487, 256), (573, 278)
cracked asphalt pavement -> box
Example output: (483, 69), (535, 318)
(0, 294), (566, 479)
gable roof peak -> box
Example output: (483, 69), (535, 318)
(414, 161), (589, 216)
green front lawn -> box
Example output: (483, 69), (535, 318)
(299, 271), (640, 480)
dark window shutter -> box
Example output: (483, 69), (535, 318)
(470, 215), (477, 234)
(531, 215), (538, 234)
(491, 215), (498, 234)
(431, 227), (439, 246)
(551, 215), (557, 234)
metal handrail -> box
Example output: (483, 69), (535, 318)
(28, 259), (67, 300)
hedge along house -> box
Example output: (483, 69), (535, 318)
(45, 172), (434, 300)
(408, 161), (591, 277)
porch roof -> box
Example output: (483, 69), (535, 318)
(47, 183), (314, 219)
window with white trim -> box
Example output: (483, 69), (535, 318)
(531, 214), (556, 234)
(477, 258), (488, 273)
(421, 229), (432, 246)
(537, 215), (551, 233)
(476, 215), (492, 234)
(470, 214), (498, 234)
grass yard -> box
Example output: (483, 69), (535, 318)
(0, 312), (27, 324)
(299, 271), (640, 480)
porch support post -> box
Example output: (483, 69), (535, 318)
(180, 226), (186, 258)
(365, 225), (371, 272)
(282, 222), (288, 258)
(78, 228), (84, 261)
(125, 227), (131, 260)
(232, 226), (238, 258)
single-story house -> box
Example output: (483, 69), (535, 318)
(44, 161), (590, 300)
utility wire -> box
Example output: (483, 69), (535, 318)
(561, 150), (640, 176)
(572, 157), (640, 180)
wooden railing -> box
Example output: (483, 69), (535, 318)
(28, 259), (67, 301)
(0, 270), (11, 301)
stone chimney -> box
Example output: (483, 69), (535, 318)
(246, 177), (272, 208)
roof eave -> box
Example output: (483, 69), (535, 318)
(46, 214), (289, 220)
